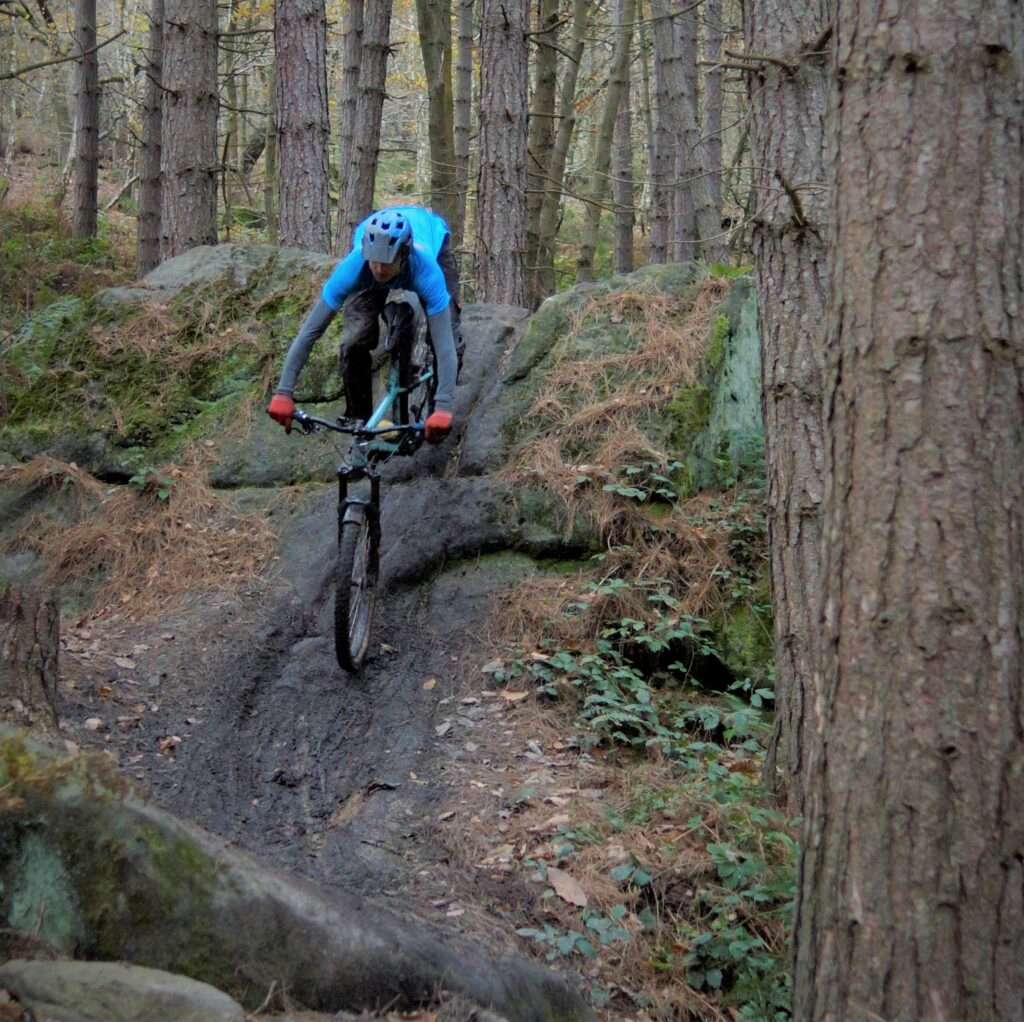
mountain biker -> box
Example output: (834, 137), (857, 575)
(266, 205), (461, 444)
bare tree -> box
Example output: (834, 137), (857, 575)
(334, 0), (362, 251)
(275, 0), (330, 251)
(415, 0), (456, 228)
(137, 0), (163, 274)
(337, 0), (393, 252)
(746, 0), (831, 814)
(72, 0), (97, 239)
(702, 0), (723, 212)
(576, 0), (636, 282)
(451, 0), (473, 251)
(795, 2), (1024, 1017)
(611, 64), (635, 274)
(525, 0), (560, 286)
(475, 0), (528, 306)
(533, 0), (587, 301)
(160, 0), (218, 258)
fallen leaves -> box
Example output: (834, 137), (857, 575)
(546, 867), (588, 908)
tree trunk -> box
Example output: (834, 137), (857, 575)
(415, 0), (456, 228)
(137, 0), (164, 275)
(160, 0), (218, 259)
(263, 62), (278, 244)
(650, 0), (721, 263)
(474, 0), (528, 306)
(334, 0), (363, 252)
(72, 0), (98, 239)
(611, 64), (634, 274)
(533, 0), (587, 302)
(576, 0), (635, 283)
(670, 3), (697, 260)
(746, 0), (830, 815)
(0, 585), (59, 732)
(525, 0), (560, 288)
(647, 1), (670, 263)
(794, 3), (1024, 1019)
(451, 0), (473, 253)
(275, 0), (330, 252)
(337, 0), (393, 253)
(702, 0), (722, 212)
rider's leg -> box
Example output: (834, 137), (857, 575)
(339, 288), (387, 421)
(437, 238), (464, 381)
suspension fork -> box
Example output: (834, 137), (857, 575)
(336, 466), (382, 575)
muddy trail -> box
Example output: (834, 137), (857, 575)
(64, 305), (569, 915)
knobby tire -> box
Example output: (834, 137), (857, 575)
(335, 511), (378, 672)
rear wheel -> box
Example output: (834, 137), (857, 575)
(335, 509), (378, 672)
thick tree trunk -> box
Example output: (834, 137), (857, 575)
(334, 0), (363, 252)
(647, 2), (670, 263)
(746, 0), (830, 815)
(275, 0), (330, 252)
(475, 0), (528, 306)
(337, 0), (393, 253)
(72, 0), (98, 239)
(611, 64), (634, 274)
(136, 0), (164, 275)
(160, 0), (218, 258)
(525, 0), (560, 290)
(0, 586), (59, 732)
(533, 0), (587, 302)
(451, 0), (473, 253)
(576, 0), (635, 283)
(794, 3), (1024, 1019)
(415, 0), (456, 228)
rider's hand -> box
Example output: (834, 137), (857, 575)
(267, 393), (296, 433)
(425, 409), (453, 445)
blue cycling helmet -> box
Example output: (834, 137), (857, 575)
(361, 208), (412, 263)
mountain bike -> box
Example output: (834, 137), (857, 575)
(292, 294), (437, 672)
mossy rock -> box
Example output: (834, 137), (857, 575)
(1, 245), (345, 476)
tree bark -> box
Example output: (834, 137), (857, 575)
(611, 57), (634, 275)
(275, 0), (330, 252)
(451, 0), (473, 252)
(794, 3), (1024, 1019)
(136, 0), (163, 275)
(474, 0), (528, 306)
(337, 0), (393, 253)
(334, 0), (363, 252)
(0, 586), (59, 732)
(72, 0), (98, 239)
(160, 0), (218, 259)
(525, 0), (560, 289)
(263, 62), (278, 244)
(746, 0), (830, 815)
(415, 0), (456, 228)
(647, 1), (670, 263)
(533, 0), (587, 302)
(702, 0), (722, 212)
(576, 0), (635, 283)
(671, 2), (697, 260)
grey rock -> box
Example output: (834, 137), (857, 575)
(0, 960), (245, 1022)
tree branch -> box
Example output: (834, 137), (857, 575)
(0, 28), (126, 81)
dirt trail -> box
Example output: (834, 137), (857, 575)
(59, 305), (551, 926)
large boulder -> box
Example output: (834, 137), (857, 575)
(0, 960), (245, 1022)
(0, 730), (593, 1022)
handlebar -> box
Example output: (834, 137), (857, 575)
(293, 408), (423, 439)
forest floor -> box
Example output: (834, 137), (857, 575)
(1, 161), (793, 1022)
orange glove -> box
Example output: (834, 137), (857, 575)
(424, 409), (453, 444)
(267, 393), (296, 433)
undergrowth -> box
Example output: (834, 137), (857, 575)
(0, 451), (277, 618)
(485, 275), (789, 1019)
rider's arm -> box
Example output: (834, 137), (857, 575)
(274, 298), (338, 395)
(426, 304), (458, 412)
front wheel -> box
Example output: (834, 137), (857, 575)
(335, 509), (378, 672)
